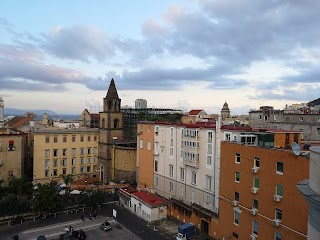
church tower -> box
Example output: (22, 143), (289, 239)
(0, 97), (4, 128)
(221, 102), (230, 120)
(98, 79), (124, 183)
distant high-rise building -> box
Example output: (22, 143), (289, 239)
(0, 97), (4, 128)
(135, 99), (147, 109)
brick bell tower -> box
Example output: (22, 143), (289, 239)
(98, 79), (124, 183)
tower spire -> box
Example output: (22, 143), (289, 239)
(106, 78), (119, 99)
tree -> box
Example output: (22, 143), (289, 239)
(32, 184), (59, 213)
(81, 190), (105, 208)
(8, 176), (33, 200)
(60, 174), (74, 186)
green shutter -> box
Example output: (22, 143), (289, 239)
(277, 184), (283, 196)
(254, 178), (260, 188)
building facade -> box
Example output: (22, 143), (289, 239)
(219, 133), (309, 240)
(0, 132), (28, 186)
(297, 146), (320, 239)
(33, 128), (99, 184)
(135, 98), (147, 109)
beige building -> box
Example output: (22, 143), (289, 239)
(0, 132), (28, 186)
(33, 128), (99, 184)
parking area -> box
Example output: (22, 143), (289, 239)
(16, 217), (141, 240)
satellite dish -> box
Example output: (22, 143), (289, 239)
(291, 142), (301, 155)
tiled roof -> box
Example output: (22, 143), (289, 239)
(90, 114), (100, 119)
(132, 191), (166, 207)
(189, 109), (203, 115)
(6, 116), (33, 128)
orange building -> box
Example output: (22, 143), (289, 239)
(219, 134), (309, 240)
(136, 122), (155, 190)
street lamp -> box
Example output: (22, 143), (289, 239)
(98, 204), (101, 217)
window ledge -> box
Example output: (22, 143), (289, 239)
(276, 172), (283, 175)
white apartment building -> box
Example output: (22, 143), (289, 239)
(153, 120), (221, 214)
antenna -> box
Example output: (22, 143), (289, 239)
(291, 142), (301, 156)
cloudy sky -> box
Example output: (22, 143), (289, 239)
(1, 0), (320, 115)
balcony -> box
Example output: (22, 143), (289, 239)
(183, 158), (200, 168)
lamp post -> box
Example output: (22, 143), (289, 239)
(98, 204), (101, 217)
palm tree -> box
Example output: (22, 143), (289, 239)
(60, 174), (74, 186)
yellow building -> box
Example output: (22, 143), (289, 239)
(0, 132), (28, 186)
(33, 128), (99, 184)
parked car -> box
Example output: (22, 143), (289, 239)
(59, 232), (76, 240)
(37, 236), (46, 240)
(100, 221), (112, 231)
(71, 229), (86, 240)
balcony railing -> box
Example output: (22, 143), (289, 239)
(183, 158), (200, 168)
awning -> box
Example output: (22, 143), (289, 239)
(70, 189), (82, 195)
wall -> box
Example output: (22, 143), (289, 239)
(218, 141), (309, 240)
(113, 144), (137, 182)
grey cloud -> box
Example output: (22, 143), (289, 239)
(0, 78), (66, 91)
(282, 68), (320, 83)
(41, 25), (116, 62)
(85, 65), (249, 91)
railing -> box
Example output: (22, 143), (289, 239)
(183, 158), (200, 168)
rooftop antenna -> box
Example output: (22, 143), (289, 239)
(291, 142), (301, 156)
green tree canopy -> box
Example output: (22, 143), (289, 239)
(32, 184), (59, 213)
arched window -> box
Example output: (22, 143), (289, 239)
(113, 119), (119, 128)
(102, 118), (106, 128)
(108, 100), (113, 111)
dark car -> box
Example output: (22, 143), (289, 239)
(59, 232), (76, 240)
(72, 229), (86, 240)
(100, 221), (112, 231)
(37, 236), (46, 240)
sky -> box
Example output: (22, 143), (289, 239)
(1, 0), (320, 115)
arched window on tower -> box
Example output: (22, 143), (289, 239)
(102, 118), (106, 128)
(114, 119), (119, 128)
(108, 100), (113, 111)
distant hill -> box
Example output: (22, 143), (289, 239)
(4, 108), (58, 116)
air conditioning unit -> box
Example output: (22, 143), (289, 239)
(274, 195), (282, 202)
(250, 208), (258, 216)
(252, 167), (258, 174)
(232, 200), (239, 207)
(272, 219), (281, 227)
(251, 187), (258, 194)
(250, 234), (257, 240)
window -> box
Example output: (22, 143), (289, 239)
(53, 149), (58, 157)
(87, 157), (91, 164)
(206, 194), (211, 204)
(139, 139), (143, 149)
(225, 133), (231, 141)
(62, 149), (67, 156)
(148, 126), (151, 132)
(147, 141), (151, 150)
(180, 186), (184, 196)
(170, 148), (173, 156)
(45, 160), (50, 170)
(62, 168), (67, 175)
(207, 156), (212, 165)
(191, 171), (197, 185)
(54, 136), (58, 143)
(254, 178), (260, 188)
(154, 176), (158, 187)
(233, 232), (238, 239)
(93, 147), (98, 154)
(170, 128), (174, 138)
(253, 199), (259, 209)
(191, 191), (195, 202)
(264, 115), (268, 122)
(93, 157), (97, 163)
(63, 136), (67, 142)
(275, 232), (282, 240)
(234, 191), (239, 201)
(235, 153), (240, 164)
(87, 136), (91, 141)
(254, 157), (260, 168)
(208, 131), (213, 143)
(276, 162), (283, 174)
(53, 159), (58, 167)
(72, 135), (76, 142)
(87, 148), (91, 154)
(71, 158), (76, 166)
(169, 181), (173, 192)
(94, 135), (97, 141)
(62, 159), (67, 166)
(46, 136), (50, 143)
(235, 172), (240, 182)
(53, 169), (57, 176)
(180, 168), (185, 181)
(72, 167), (76, 174)
(80, 136), (84, 142)
(299, 116), (303, 122)
(87, 166), (91, 172)
(80, 158), (84, 164)
(234, 211), (239, 225)
(45, 170), (49, 177)
(206, 176), (212, 190)
(45, 149), (50, 158)
(80, 166), (84, 173)
(80, 148), (84, 155)
(276, 184), (283, 197)
(71, 148), (76, 156)
(169, 165), (174, 177)
(275, 208), (282, 220)
(252, 221), (259, 235)
(154, 161), (158, 172)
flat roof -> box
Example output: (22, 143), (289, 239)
(132, 191), (166, 207)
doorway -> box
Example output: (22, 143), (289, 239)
(201, 219), (209, 235)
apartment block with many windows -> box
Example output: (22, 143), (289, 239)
(33, 128), (99, 184)
(219, 130), (309, 240)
